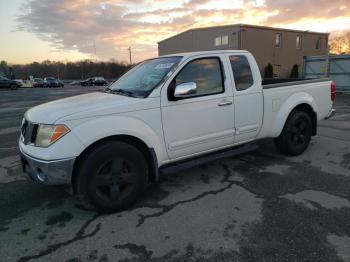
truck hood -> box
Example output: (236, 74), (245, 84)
(25, 92), (153, 123)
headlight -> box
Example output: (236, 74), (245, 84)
(35, 124), (70, 147)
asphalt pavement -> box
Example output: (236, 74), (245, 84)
(0, 86), (350, 262)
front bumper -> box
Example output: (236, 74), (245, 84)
(20, 149), (75, 185)
(325, 108), (336, 120)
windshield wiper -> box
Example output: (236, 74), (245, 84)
(104, 87), (112, 93)
(105, 88), (136, 97)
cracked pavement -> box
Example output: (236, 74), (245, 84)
(0, 87), (350, 262)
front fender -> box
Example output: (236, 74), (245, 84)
(71, 115), (167, 165)
(271, 92), (317, 137)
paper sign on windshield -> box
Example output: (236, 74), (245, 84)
(155, 63), (174, 69)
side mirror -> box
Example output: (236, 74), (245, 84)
(174, 82), (197, 98)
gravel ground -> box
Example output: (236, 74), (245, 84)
(0, 86), (350, 262)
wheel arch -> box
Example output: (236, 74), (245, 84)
(290, 103), (317, 136)
(71, 134), (159, 194)
(272, 92), (317, 137)
(274, 102), (317, 138)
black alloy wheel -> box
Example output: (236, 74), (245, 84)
(76, 141), (148, 213)
(274, 111), (312, 156)
(94, 157), (139, 205)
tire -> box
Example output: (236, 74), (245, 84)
(274, 111), (312, 156)
(10, 84), (18, 90)
(76, 141), (148, 213)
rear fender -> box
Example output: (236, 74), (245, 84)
(271, 92), (317, 137)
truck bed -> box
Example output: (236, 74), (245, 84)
(262, 78), (329, 89)
(258, 78), (333, 139)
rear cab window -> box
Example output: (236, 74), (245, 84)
(229, 55), (254, 91)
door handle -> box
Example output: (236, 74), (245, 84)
(218, 100), (233, 106)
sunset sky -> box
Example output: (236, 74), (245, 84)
(1, 0), (350, 64)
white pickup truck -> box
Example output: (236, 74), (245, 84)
(19, 50), (336, 213)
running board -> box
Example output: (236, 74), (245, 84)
(160, 143), (258, 175)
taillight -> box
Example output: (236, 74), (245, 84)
(331, 81), (336, 102)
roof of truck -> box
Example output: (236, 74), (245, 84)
(159, 49), (249, 59)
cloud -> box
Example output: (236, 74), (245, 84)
(16, 0), (350, 62)
(265, 0), (349, 24)
(17, 0), (163, 61)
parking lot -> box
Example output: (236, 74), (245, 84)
(0, 86), (350, 262)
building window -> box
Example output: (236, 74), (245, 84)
(316, 38), (321, 49)
(275, 33), (282, 48)
(215, 37), (221, 46)
(222, 35), (229, 45)
(296, 35), (302, 49)
(214, 35), (229, 46)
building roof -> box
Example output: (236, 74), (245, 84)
(158, 24), (329, 43)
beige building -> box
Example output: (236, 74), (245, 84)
(158, 24), (329, 78)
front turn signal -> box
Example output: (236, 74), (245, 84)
(35, 124), (70, 147)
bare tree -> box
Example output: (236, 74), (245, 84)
(329, 31), (350, 55)
(2, 60), (132, 80)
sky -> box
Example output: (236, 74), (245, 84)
(0, 0), (350, 64)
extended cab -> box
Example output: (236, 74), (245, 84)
(19, 50), (336, 213)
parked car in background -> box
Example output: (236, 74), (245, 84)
(80, 78), (94, 86)
(93, 77), (108, 86)
(44, 77), (64, 88)
(14, 79), (24, 86)
(70, 80), (82, 86)
(59, 79), (64, 87)
(81, 77), (108, 86)
(33, 78), (47, 88)
(0, 76), (21, 89)
(19, 50), (336, 213)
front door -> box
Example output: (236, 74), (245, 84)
(161, 55), (235, 160)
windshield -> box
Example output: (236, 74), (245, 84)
(108, 56), (182, 97)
